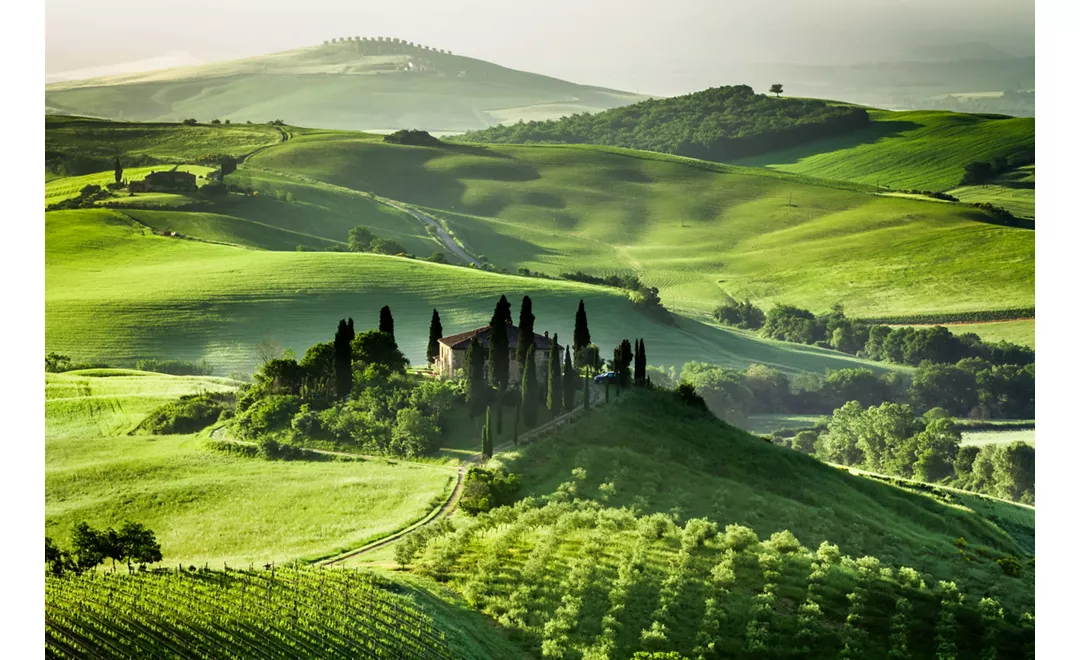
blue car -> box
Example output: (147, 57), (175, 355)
(593, 371), (618, 384)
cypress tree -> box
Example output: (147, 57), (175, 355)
(547, 334), (562, 417)
(521, 345), (538, 428)
(490, 294), (512, 327)
(516, 296), (535, 368)
(562, 347), (575, 411)
(379, 305), (394, 339)
(346, 317), (355, 343)
(637, 338), (647, 385)
(333, 319), (352, 399)
(488, 308), (510, 391)
(426, 309), (443, 365)
(464, 336), (487, 417)
(481, 406), (492, 459)
(114, 156), (123, 184)
(614, 339), (633, 389)
(574, 299), (591, 354)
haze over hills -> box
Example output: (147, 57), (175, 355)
(44, 39), (648, 133)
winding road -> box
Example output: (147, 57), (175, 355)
(377, 198), (480, 267)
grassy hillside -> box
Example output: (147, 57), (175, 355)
(733, 109), (1034, 192)
(45, 208), (900, 377)
(949, 165), (1035, 220)
(396, 390), (1034, 658)
(45, 115), (283, 177)
(44, 41), (646, 132)
(45, 370), (455, 565)
(248, 133), (1034, 318)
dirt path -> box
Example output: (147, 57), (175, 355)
(318, 389), (606, 566)
(377, 199), (480, 266)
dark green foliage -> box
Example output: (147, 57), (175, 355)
(713, 299), (766, 329)
(426, 309), (443, 365)
(299, 339), (335, 384)
(378, 305), (395, 338)
(769, 83), (784, 97)
(347, 225), (375, 252)
(855, 308), (1034, 326)
(251, 359), (305, 397)
(613, 339), (633, 389)
(134, 391), (236, 435)
(459, 85), (870, 162)
(674, 382), (709, 413)
(64, 521), (162, 573)
(181, 118), (197, 125)
(133, 359), (213, 376)
(458, 467), (520, 516)
(233, 395), (303, 439)
(573, 299), (591, 352)
(464, 336), (489, 418)
(488, 301), (511, 391)
(481, 406), (493, 460)
(996, 556), (1022, 578)
(333, 319), (354, 399)
(521, 345), (538, 428)
(351, 330), (407, 373)
(546, 334), (563, 416)
(516, 296), (535, 368)
(562, 348), (576, 411)
(383, 129), (442, 146)
(113, 156), (123, 184)
(634, 338), (648, 385)
(371, 238), (407, 255)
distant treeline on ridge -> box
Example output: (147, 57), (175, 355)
(457, 85), (870, 161)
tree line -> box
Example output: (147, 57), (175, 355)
(46, 522), (162, 577)
(715, 299), (1033, 369)
(456, 85), (870, 162)
(657, 358), (1032, 423)
(790, 401), (1034, 504)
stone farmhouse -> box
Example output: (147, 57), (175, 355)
(436, 322), (562, 383)
(128, 170), (198, 193)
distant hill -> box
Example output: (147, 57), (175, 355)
(43, 39), (648, 132)
(457, 85), (870, 161)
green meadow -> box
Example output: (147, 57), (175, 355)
(44, 165), (216, 205)
(249, 133), (1033, 318)
(45, 370), (455, 566)
(961, 429), (1036, 447)
(733, 109), (1034, 192)
(46, 208), (902, 375)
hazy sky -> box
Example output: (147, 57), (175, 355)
(46, 0), (1034, 94)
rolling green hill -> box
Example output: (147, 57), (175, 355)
(733, 109), (1034, 193)
(247, 131), (1034, 318)
(392, 389), (1033, 657)
(45, 208), (903, 376)
(44, 41), (647, 132)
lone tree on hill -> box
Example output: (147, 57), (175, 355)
(348, 226), (375, 252)
(562, 348), (575, 411)
(481, 406), (493, 459)
(516, 296), (535, 368)
(547, 334), (563, 417)
(769, 83), (784, 97)
(521, 344), (538, 428)
(464, 336), (488, 418)
(426, 309), (443, 365)
(379, 306), (395, 339)
(334, 318), (354, 399)
(574, 299), (591, 355)
(114, 157), (123, 184)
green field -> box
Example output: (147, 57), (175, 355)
(948, 165), (1036, 220)
(44, 43), (646, 132)
(45, 370), (455, 565)
(46, 208), (913, 376)
(247, 133), (1033, 318)
(939, 319), (1035, 347)
(733, 109), (1034, 192)
(742, 414), (828, 435)
(961, 429), (1036, 447)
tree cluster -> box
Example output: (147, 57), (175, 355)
(459, 467), (520, 516)
(457, 85), (871, 162)
(47, 522), (162, 576)
(348, 225), (407, 256)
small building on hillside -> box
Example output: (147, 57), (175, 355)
(436, 322), (562, 383)
(128, 170), (198, 193)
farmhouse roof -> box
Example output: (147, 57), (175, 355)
(438, 323), (558, 351)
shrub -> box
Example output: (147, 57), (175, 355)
(134, 392), (235, 435)
(232, 395), (302, 439)
(135, 358), (213, 376)
(458, 467), (520, 516)
(996, 555), (1022, 577)
(721, 524), (759, 552)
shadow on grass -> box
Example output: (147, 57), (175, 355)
(735, 120), (923, 167)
